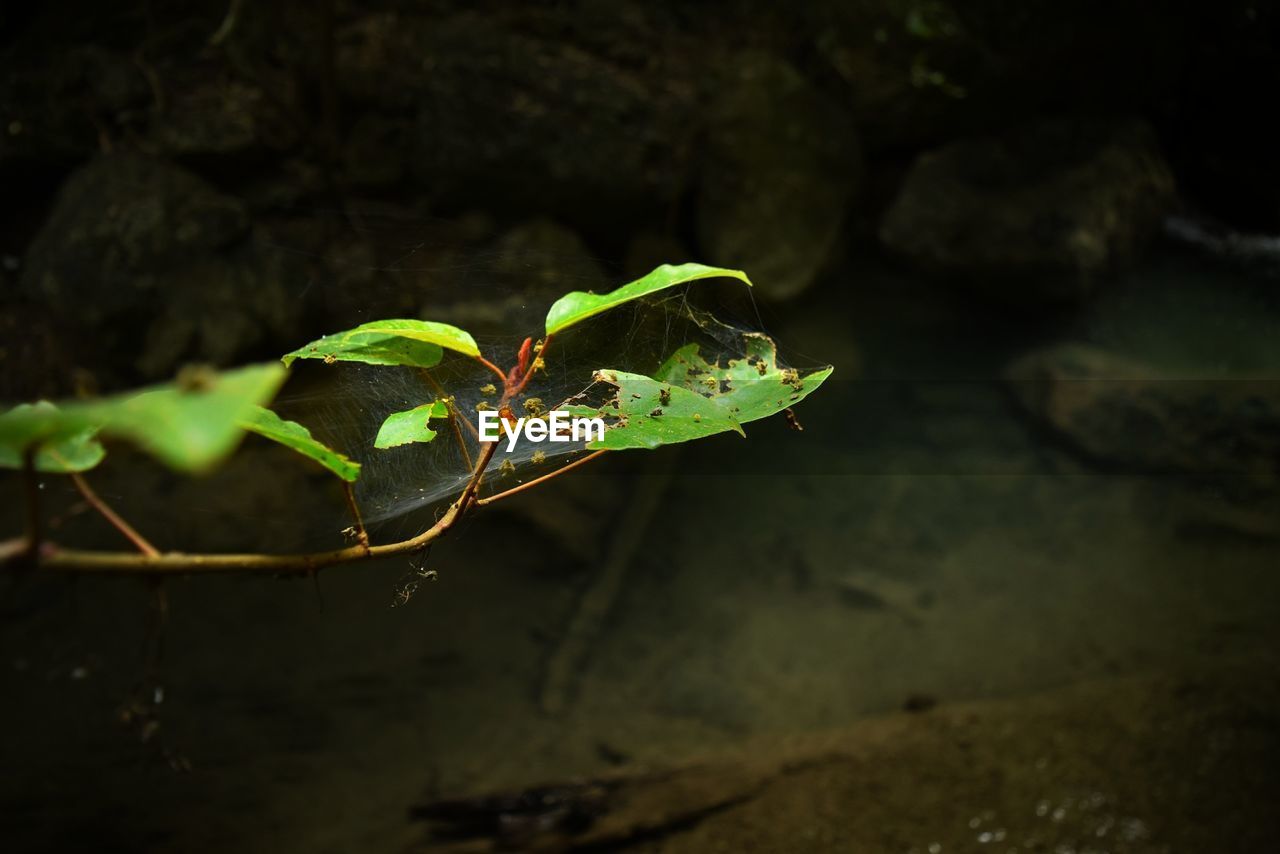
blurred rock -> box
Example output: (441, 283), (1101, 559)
(624, 232), (690, 281)
(21, 153), (247, 317)
(695, 53), (859, 302)
(805, 1), (979, 151)
(805, 1), (1189, 153)
(336, 7), (704, 228)
(340, 113), (410, 191)
(1007, 344), (1280, 534)
(0, 47), (149, 168)
(149, 68), (296, 162)
(419, 218), (607, 337)
(132, 233), (303, 378)
(880, 119), (1176, 301)
(487, 218), (606, 295)
(0, 303), (80, 401)
(19, 153), (305, 380)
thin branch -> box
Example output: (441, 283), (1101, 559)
(70, 473), (160, 557)
(446, 409), (474, 470)
(451, 404), (480, 441)
(342, 482), (370, 553)
(476, 450), (607, 507)
(20, 438), (499, 576)
(474, 354), (510, 388)
(4, 336), (557, 577)
(421, 369), (476, 465)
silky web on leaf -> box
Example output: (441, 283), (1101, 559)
(270, 293), (827, 527)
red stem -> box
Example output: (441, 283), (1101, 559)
(474, 355), (509, 388)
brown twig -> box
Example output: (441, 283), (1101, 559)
(20, 440), (499, 576)
(420, 369), (476, 466)
(476, 450), (608, 507)
(342, 481), (370, 553)
(70, 473), (160, 557)
(474, 355), (510, 388)
(3, 337), (530, 577)
(446, 406), (477, 468)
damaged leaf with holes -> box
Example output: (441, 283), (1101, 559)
(562, 330), (833, 451)
(566, 370), (745, 450)
(654, 334), (833, 425)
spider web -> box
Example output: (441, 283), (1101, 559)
(273, 291), (802, 527)
(243, 206), (820, 535)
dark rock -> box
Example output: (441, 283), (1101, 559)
(0, 304), (81, 401)
(339, 113), (410, 192)
(149, 69), (297, 162)
(880, 119), (1176, 301)
(624, 232), (691, 281)
(336, 8), (706, 229)
(0, 47), (150, 168)
(1007, 344), (1280, 478)
(806, 1), (1190, 152)
(485, 218), (606, 296)
(131, 233), (303, 378)
(19, 153), (306, 380)
(806, 1), (978, 151)
(695, 52), (860, 302)
(416, 218), (607, 337)
(21, 153), (247, 316)
(1007, 344), (1280, 532)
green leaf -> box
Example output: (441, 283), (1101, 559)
(240, 405), (361, 482)
(654, 334), (834, 425)
(0, 403), (105, 473)
(567, 370), (745, 450)
(281, 319), (480, 368)
(86, 364), (287, 473)
(374, 400), (450, 449)
(0, 364), (286, 474)
(544, 263), (752, 336)
(566, 333), (834, 452)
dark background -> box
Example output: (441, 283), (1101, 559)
(1, 0), (1278, 397)
(2, 2), (1280, 853)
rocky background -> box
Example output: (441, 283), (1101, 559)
(4, 4), (1280, 851)
(0, 0), (1276, 388)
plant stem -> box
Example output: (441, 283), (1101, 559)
(421, 369), (476, 466)
(476, 449), (607, 507)
(448, 409), (476, 470)
(70, 473), (160, 558)
(18, 436), (499, 576)
(474, 354), (509, 388)
(342, 481), (370, 552)
(509, 334), (554, 399)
